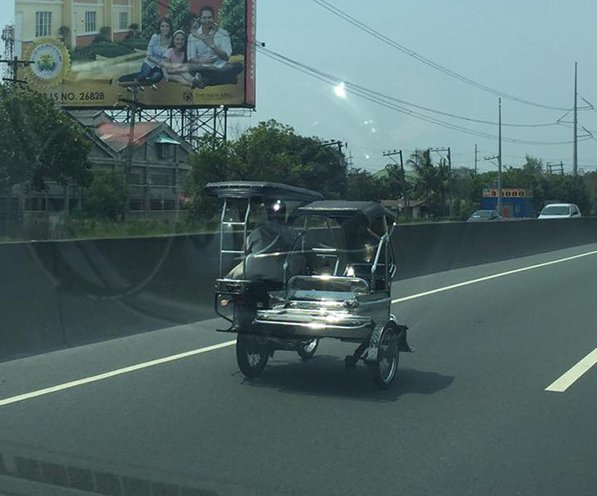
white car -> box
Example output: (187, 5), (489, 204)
(538, 203), (582, 219)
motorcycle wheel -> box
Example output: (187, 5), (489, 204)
(236, 333), (269, 379)
(369, 325), (399, 389)
(297, 338), (319, 360)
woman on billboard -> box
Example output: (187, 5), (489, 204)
(118, 17), (174, 85)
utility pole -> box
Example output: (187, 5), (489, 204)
(474, 144), (478, 175)
(117, 83), (159, 218)
(0, 56), (33, 85)
(345, 150), (354, 168)
(383, 149), (408, 219)
(1, 25), (33, 236)
(497, 98), (502, 216)
(320, 139), (346, 155)
(118, 85), (143, 219)
(1, 25), (33, 85)
(429, 147), (452, 218)
(547, 162), (564, 175)
(573, 62), (578, 176)
(484, 100), (503, 216)
(320, 139), (348, 167)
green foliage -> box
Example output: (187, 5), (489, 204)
(220, 0), (246, 54)
(408, 149), (450, 218)
(346, 168), (387, 201)
(168, 0), (191, 33)
(71, 42), (135, 61)
(0, 85), (92, 194)
(57, 25), (70, 46)
(581, 172), (597, 215)
(458, 155), (592, 217)
(92, 26), (112, 44)
(83, 171), (127, 221)
(59, 218), (206, 240)
(185, 120), (349, 220)
(142, 0), (160, 39)
(382, 162), (416, 201)
(118, 38), (149, 51)
(185, 135), (242, 220)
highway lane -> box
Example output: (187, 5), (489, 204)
(0, 243), (595, 496)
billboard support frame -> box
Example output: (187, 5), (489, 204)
(107, 106), (228, 151)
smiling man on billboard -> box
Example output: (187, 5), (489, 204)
(186, 5), (244, 88)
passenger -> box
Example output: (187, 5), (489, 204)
(227, 199), (297, 282)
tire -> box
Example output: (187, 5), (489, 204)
(369, 325), (399, 389)
(236, 333), (269, 379)
(297, 338), (319, 360)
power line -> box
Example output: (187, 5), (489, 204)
(312, 0), (571, 111)
(256, 43), (582, 146)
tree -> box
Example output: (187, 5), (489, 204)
(234, 120), (303, 183)
(382, 163), (406, 200)
(185, 135), (242, 220)
(92, 26), (112, 44)
(185, 120), (349, 220)
(408, 149), (449, 218)
(582, 172), (597, 215)
(141, 0), (160, 40)
(450, 167), (476, 219)
(232, 120), (347, 197)
(501, 155), (546, 211)
(346, 168), (386, 201)
(544, 174), (591, 213)
(168, 0), (191, 34)
(84, 170), (127, 220)
(0, 85), (92, 195)
(295, 138), (347, 198)
(220, 0), (246, 54)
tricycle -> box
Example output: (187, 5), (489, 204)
(204, 181), (412, 388)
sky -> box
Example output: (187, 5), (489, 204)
(3, 1), (597, 174)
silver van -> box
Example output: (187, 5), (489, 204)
(538, 203), (582, 219)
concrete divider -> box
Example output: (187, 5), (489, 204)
(394, 218), (597, 278)
(2, 218), (597, 361)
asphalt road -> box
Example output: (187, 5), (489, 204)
(0, 243), (595, 496)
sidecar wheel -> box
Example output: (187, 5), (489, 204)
(369, 326), (399, 389)
(236, 333), (269, 379)
(297, 338), (319, 360)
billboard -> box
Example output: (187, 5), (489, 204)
(15, 0), (255, 109)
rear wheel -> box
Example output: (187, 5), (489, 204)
(297, 338), (319, 360)
(369, 326), (399, 389)
(236, 333), (269, 379)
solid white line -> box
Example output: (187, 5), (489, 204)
(0, 340), (236, 407)
(545, 348), (597, 393)
(392, 249), (597, 304)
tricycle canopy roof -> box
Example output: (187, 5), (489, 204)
(204, 181), (323, 202)
(296, 200), (396, 225)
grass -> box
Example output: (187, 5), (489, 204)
(0, 216), (220, 243)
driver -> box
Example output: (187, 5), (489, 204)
(227, 199), (298, 281)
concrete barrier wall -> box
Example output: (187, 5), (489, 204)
(2, 218), (597, 361)
(394, 218), (597, 278)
